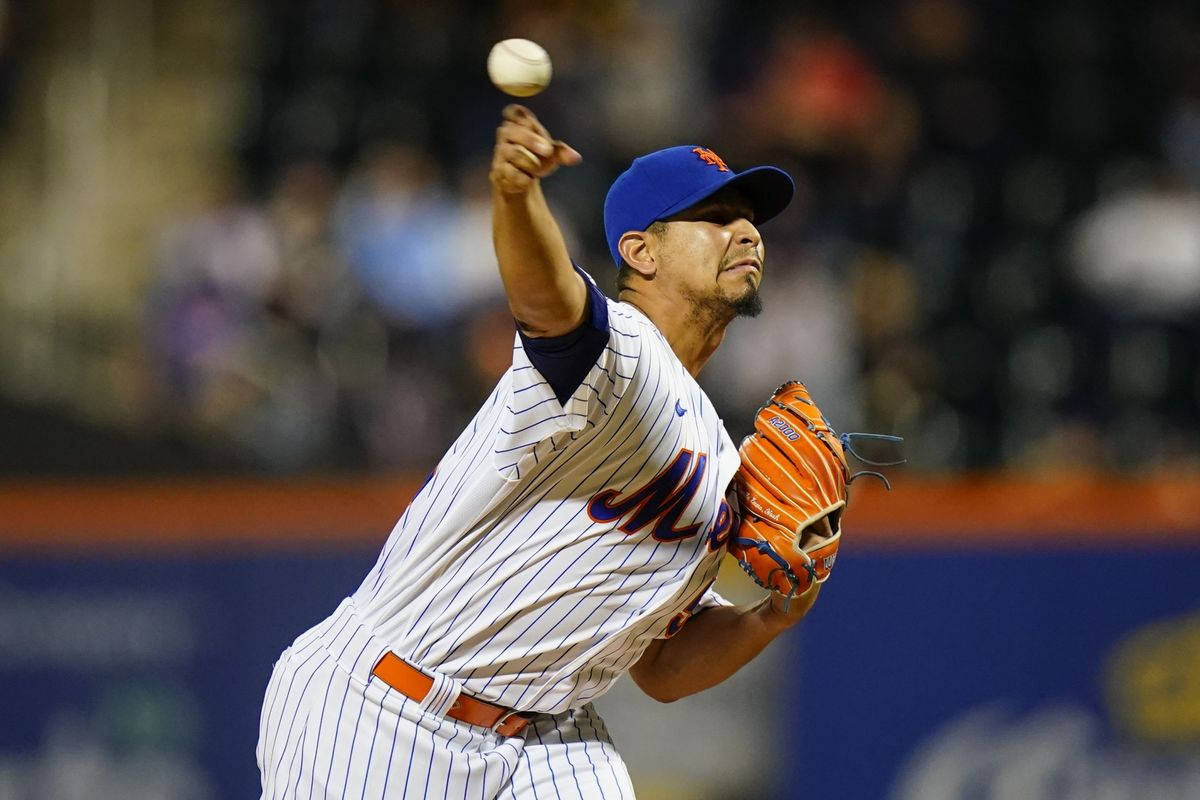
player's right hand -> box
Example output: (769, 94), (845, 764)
(490, 105), (582, 195)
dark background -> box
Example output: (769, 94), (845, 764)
(1, 0), (1197, 477)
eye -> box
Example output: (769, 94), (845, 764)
(707, 206), (755, 225)
(702, 209), (738, 225)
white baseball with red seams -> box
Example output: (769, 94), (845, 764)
(487, 39), (553, 97)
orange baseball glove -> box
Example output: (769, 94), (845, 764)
(729, 381), (899, 602)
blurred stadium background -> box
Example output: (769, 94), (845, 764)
(1, 0), (1198, 798)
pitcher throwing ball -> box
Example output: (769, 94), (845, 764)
(258, 104), (868, 799)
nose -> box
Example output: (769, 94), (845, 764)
(730, 217), (761, 249)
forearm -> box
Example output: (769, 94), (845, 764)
(488, 105), (585, 337)
(492, 182), (585, 336)
(630, 587), (819, 703)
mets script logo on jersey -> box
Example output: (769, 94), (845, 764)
(664, 578), (717, 638)
(587, 449), (716, 542)
(707, 497), (734, 552)
(692, 147), (729, 172)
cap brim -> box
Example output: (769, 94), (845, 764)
(654, 165), (794, 228)
(726, 166), (795, 226)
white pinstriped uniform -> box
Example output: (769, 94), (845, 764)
(258, 284), (741, 798)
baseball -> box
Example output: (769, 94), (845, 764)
(487, 38), (552, 97)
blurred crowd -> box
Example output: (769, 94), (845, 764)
(3, 0), (1200, 474)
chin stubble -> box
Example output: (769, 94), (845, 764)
(731, 280), (763, 318)
(682, 275), (763, 323)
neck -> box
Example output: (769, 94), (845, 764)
(620, 289), (734, 377)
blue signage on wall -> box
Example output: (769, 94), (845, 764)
(2, 542), (1199, 798)
(788, 547), (1200, 800)
(0, 552), (377, 799)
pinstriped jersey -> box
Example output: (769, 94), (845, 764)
(350, 284), (741, 715)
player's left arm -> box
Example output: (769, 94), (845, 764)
(632, 381), (899, 703)
(629, 515), (830, 703)
(629, 583), (820, 703)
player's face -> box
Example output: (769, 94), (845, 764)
(655, 189), (764, 318)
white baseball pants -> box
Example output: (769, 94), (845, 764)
(257, 599), (637, 799)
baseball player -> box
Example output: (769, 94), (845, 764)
(257, 104), (829, 799)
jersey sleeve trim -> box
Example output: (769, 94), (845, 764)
(493, 267), (638, 482)
(517, 265), (611, 405)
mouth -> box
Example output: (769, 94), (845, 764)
(721, 258), (761, 277)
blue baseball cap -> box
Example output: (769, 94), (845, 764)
(603, 145), (794, 266)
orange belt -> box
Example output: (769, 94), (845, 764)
(371, 652), (533, 738)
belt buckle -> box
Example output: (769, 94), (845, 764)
(491, 709), (524, 735)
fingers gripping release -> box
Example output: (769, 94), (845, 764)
(490, 105), (582, 194)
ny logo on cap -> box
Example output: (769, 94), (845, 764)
(691, 147), (729, 172)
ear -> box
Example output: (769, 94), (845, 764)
(617, 231), (657, 278)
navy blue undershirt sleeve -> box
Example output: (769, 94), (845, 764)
(518, 266), (611, 406)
